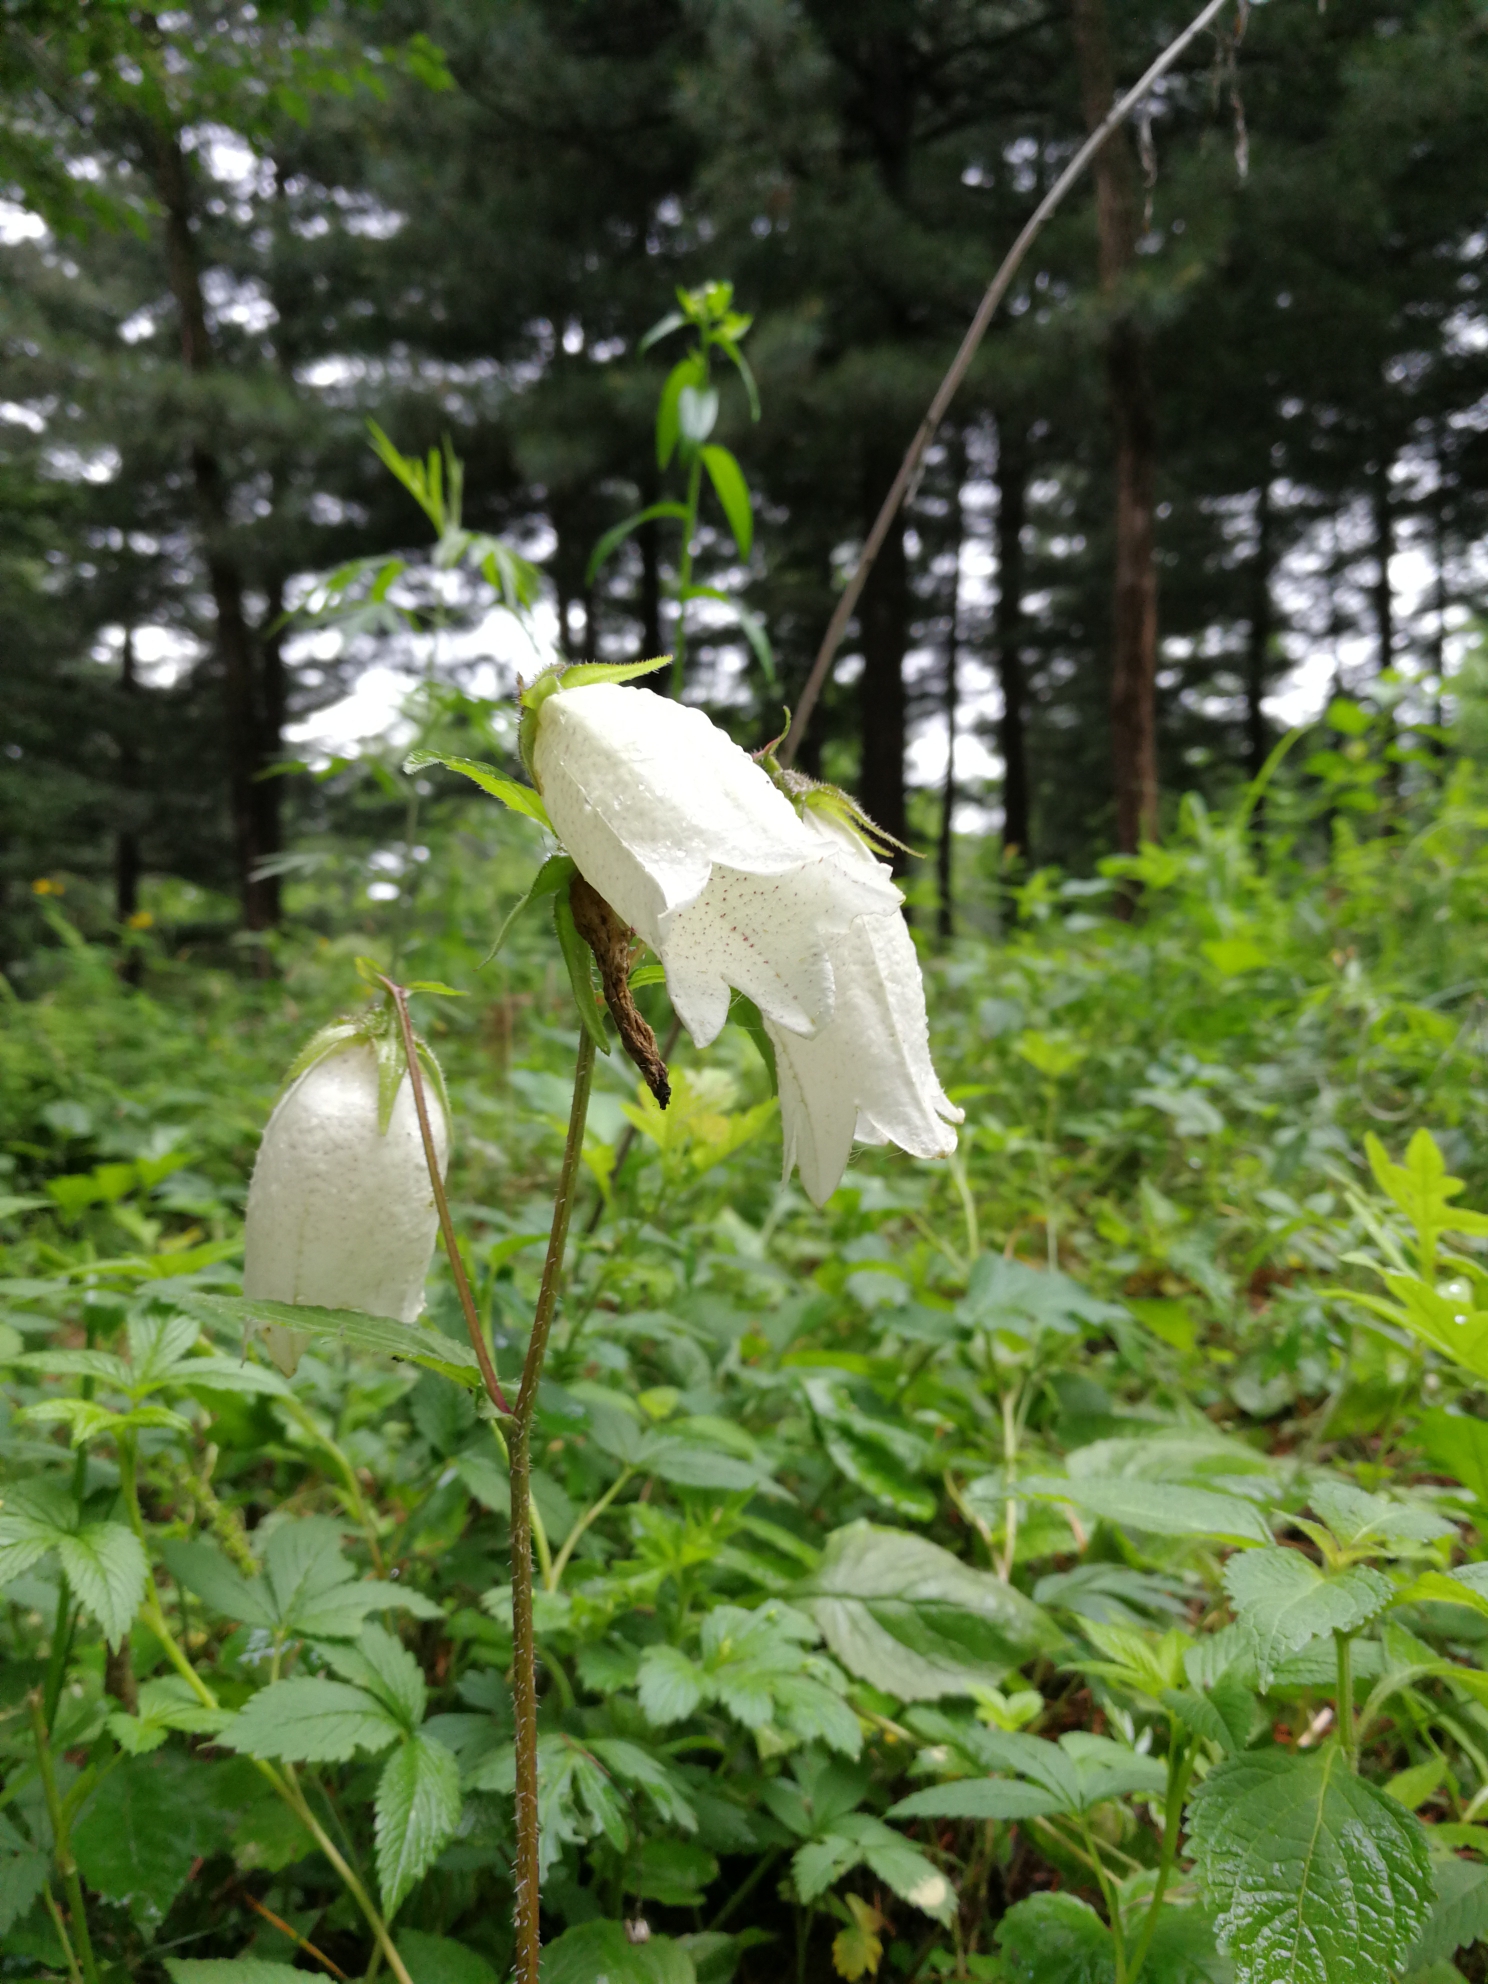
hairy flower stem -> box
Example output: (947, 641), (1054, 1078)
(28, 1691), (100, 1984)
(510, 1029), (597, 1984)
(1123, 1737), (1195, 1984)
(381, 974), (510, 1414)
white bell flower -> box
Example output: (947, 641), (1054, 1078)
(528, 674), (961, 1206)
(531, 680), (897, 1047)
(243, 1040), (450, 1374)
(764, 810), (963, 1206)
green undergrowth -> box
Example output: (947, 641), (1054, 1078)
(7, 721), (1488, 1984)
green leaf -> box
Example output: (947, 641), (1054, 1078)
(396, 1934), (502, 1984)
(1025, 1474), (1273, 1548)
(700, 445), (752, 557)
(656, 351), (707, 468)
(402, 750), (551, 829)
(322, 1624), (428, 1730)
(1161, 1667), (1256, 1757)
(889, 1778), (1069, 1822)
(793, 1813), (953, 1922)
(1407, 1857), (1488, 1969)
(0, 1813), (48, 1934)
(1418, 1409), (1488, 1505)
(637, 1644), (704, 1725)
(219, 1677), (404, 1761)
(167, 1966), (309, 1984)
(376, 1732), (462, 1915)
(1223, 1548), (1391, 1687)
(806, 1521), (1060, 1700)
(187, 1293), (483, 1390)
(488, 853), (576, 959)
(1308, 1479), (1456, 1553)
(994, 1893), (1114, 1983)
(584, 502), (690, 585)
(553, 886), (612, 1056)
(74, 1752), (233, 1931)
(55, 1521), (148, 1649)
(803, 1376), (934, 1519)
(160, 1539), (274, 1629)
(1187, 1744), (1434, 1984)
(540, 1920), (696, 1984)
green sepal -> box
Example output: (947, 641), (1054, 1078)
(517, 656), (671, 780)
(487, 854), (576, 963)
(402, 749), (551, 830)
(729, 991), (777, 1097)
(628, 961), (667, 991)
(552, 889), (611, 1058)
(273, 990), (452, 1141)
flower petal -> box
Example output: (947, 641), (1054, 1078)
(768, 815), (962, 1206)
(533, 682), (897, 1045)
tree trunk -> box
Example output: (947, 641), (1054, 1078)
(151, 124), (275, 932)
(639, 470), (663, 660)
(255, 579), (285, 927)
(937, 443), (965, 940)
(858, 455), (909, 858)
(1246, 480), (1273, 784)
(1072, 0), (1160, 860)
(995, 422), (1031, 866)
(115, 627), (141, 925)
(1372, 454), (1394, 674)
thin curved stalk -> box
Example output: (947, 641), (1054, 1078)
(780, 0), (1237, 767)
(381, 974), (510, 1414)
(511, 1029), (597, 1984)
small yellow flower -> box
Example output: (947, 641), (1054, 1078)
(127, 910), (154, 930)
(31, 877), (64, 896)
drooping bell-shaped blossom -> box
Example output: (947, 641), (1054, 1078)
(243, 1041), (450, 1374)
(762, 809), (963, 1206)
(529, 675), (961, 1205)
(531, 680), (897, 1047)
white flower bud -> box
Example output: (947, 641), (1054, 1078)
(243, 1042), (450, 1374)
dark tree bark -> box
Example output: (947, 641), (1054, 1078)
(255, 580), (285, 927)
(1246, 480), (1273, 784)
(1372, 454), (1394, 674)
(858, 461), (909, 857)
(150, 125), (275, 932)
(115, 627), (140, 925)
(937, 441), (966, 940)
(995, 421), (1031, 866)
(1072, 0), (1160, 860)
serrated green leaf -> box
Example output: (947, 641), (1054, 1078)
(540, 1919), (696, 1984)
(56, 1521), (148, 1649)
(1308, 1479), (1457, 1553)
(1223, 1548), (1391, 1687)
(1407, 1857), (1488, 1969)
(638, 1643), (704, 1725)
(75, 1752), (233, 1931)
(322, 1624), (428, 1730)
(805, 1521), (1060, 1701)
(1025, 1474), (1273, 1548)
(994, 1893), (1114, 1983)
(1187, 1744), (1434, 1984)
(376, 1732), (462, 1915)
(402, 750), (550, 828)
(220, 1677), (404, 1761)
(187, 1293), (482, 1389)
